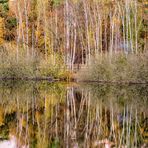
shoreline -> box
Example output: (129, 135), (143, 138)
(0, 77), (57, 82)
(0, 77), (147, 84)
(77, 80), (148, 85)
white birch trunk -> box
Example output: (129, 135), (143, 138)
(83, 0), (91, 65)
(24, 0), (29, 58)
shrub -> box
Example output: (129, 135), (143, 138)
(77, 53), (148, 82)
(0, 46), (68, 80)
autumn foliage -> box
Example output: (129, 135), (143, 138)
(0, 0), (147, 80)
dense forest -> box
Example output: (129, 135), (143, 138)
(0, 0), (148, 81)
(0, 1), (148, 147)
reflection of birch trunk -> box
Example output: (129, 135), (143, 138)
(128, 106), (132, 147)
(43, 93), (46, 143)
(70, 88), (78, 147)
(134, 109), (137, 147)
(77, 89), (85, 122)
(85, 91), (90, 147)
(110, 104), (116, 145)
(71, 88), (77, 130)
(94, 101), (102, 139)
(119, 107), (125, 147)
(16, 92), (22, 143)
(25, 98), (29, 146)
(32, 89), (35, 125)
(64, 87), (70, 148)
(126, 106), (129, 146)
(55, 103), (58, 138)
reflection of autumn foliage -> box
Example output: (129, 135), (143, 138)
(0, 83), (147, 147)
(0, 105), (4, 126)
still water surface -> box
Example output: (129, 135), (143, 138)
(0, 81), (147, 148)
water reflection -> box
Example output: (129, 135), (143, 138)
(0, 81), (147, 148)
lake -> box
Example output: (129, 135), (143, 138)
(0, 81), (147, 148)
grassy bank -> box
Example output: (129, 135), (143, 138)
(77, 53), (148, 83)
(0, 47), (70, 81)
(1, 45), (148, 83)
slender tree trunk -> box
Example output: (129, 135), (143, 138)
(134, 0), (138, 54)
(96, 4), (101, 55)
(125, 0), (129, 54)
(24, 0), (29, 58)
(35, 1), (41, 46)
(83, 0), (91, 65)
(65, 0), (70, 69)
(32, 25), (35, 57)
(72, 21), (77, 71)
(43, 0), (47, 60)
(128, 1), (133, 53)
(110, 12), (115, 57)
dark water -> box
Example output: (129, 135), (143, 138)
(0, 81), (147, 148)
